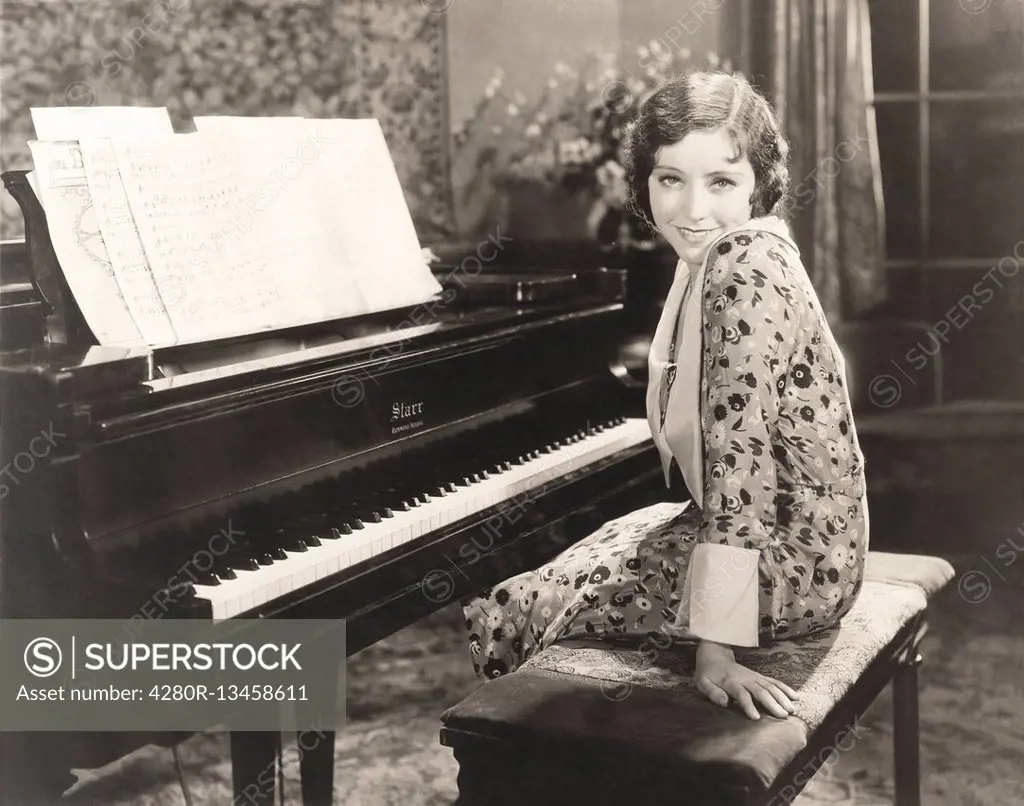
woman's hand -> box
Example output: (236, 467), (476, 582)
(694, 640), (800, 720)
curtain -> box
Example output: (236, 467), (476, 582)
(763, 0), (887, 321)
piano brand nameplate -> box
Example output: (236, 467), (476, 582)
(390, 399), (425, 436)
(0, 618), (346, 732)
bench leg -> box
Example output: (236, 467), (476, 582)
(452, 744), (500, 806)
(892, 642), (923, 806)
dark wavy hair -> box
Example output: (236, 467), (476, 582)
(621, 71), (790, 233)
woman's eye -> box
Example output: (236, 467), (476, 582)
(658, 175), (681, 187)
(712, 177), (736, 189)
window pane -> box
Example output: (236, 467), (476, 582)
(870, 0), (919, 93)
(876, 102), (920, 259)
(930, 0), (1024, 92)
(930, 99), (1024, 258)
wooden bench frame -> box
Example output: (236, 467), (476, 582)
(440, 610), (929, 806)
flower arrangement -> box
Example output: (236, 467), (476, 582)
(450, 42), (731, 249)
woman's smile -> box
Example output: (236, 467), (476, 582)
(677, 226), (721, 244)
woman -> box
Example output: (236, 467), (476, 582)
(463, 71), (868, 721)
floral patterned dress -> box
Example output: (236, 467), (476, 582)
(463, 221), (869, 681)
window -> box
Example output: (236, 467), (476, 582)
(869, 0), (1024, 399)
(742, 0), (1024, 398)
(869, 0), (1024, 270)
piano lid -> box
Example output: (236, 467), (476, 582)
(137, 300), (620, 407)
(0, 342), (153, 395)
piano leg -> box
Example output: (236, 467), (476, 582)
(298, 727), (336, 806)
(296, 638), (343, 806)
(230, 731), (279, 806)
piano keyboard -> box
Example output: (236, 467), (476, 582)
(191, 416), (651, 620)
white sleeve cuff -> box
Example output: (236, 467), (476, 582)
(683, 542), (761, 647)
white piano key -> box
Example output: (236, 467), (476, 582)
(195, 419), (651, 620)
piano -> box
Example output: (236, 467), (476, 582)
(0, 169), (667, 805)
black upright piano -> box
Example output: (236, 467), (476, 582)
(0, 170), (665, 805)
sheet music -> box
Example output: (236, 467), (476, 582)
(310, 118), (442, 310)
(24, 108), (441, 347)
(79, 137), (178, 346)
(196, 115), (441, 316)
(112, 132), (297, 344)
(26, 140), (145, 347)
(30, 106), (173, 140)
(193, 116), (370, 323)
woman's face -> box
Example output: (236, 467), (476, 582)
(648, 127), (757, 269)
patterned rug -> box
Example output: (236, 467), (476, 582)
(57, 552), (1024, 805)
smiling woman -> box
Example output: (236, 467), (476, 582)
(646, 129), (757, 268)
(462, 70), (871, 723)
(623, 71), (790, 274)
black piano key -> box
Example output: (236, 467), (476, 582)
(224, 552), (260, 572)
(296, 523), (342, 541)
(292, 516), (343, 541)
(248, 530), (296, 560)
(274, 528), (310, 551)
(321, 506), (367, 528)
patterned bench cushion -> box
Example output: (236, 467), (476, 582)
(441, 552), (954, 792)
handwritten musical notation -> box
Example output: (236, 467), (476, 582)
(26, 139), (145, 347)
(79, 137), (178, 346)
(26, 108), (443, 347)
(113, 132), (290, 344)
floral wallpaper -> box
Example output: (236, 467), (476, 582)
(0, 0), (455, 242)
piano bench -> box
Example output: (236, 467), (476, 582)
(440, 551), (954, 806)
